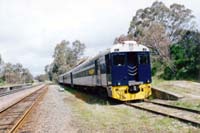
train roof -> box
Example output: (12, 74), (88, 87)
(59, 41), (149, 77)
(110, 41), (149, 53)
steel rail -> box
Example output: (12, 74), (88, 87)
(0, 85), (48, 133)
(144, 99), (200, 114)
(9, 86), (48, 133)
(0, 84), (45, 113)
(125, 102), (200, 128)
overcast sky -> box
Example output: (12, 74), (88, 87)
(0, 0), (200, 76)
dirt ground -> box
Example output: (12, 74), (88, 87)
(18, 84), (199, 133)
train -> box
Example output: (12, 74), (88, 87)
(58, 41), (152, 101)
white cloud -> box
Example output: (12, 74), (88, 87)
(0, 0), (199, 76)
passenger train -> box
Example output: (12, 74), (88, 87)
(58, 41), (152, 101)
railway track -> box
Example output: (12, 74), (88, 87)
(125, 99), (200, 128)
(0, 85), (48, 133)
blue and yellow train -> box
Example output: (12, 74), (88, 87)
(58, 41), (152, 101)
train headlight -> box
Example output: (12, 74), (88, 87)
(128, 86), (140, 93)
(118, 82), (121, 85)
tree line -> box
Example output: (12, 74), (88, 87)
(114, 1), (200, 81)
(0, 55), (33, 85)
(40, 40), (85, 82)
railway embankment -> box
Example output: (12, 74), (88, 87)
(152, 79), (200, 111)
(151, 87), (184, 100)
(152, 79), (200, 98)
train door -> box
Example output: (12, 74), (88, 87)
(105, 54), (111, 85)
(111, 53), (127, 86)
(95, 59), (102, 86)
(137, 52), (151, 83)
(127, 52), (138, 81)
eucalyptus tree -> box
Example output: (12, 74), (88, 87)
(72, 40), (86, 60)
(128, 1), (195, 43)
(127, 1), (196, 73)
(47, 39), (86, 81)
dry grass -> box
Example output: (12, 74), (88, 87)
(152, 77), (200, 95)
(152, 77), (200, 111)
(169, 99), (200, 111)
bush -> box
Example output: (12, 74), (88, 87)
(162, 38), (200, 80)
(162, 67), (175, 80)
(0, 78), (5, 85)
(151, 61), (162, 76)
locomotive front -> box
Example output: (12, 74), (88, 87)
(107, 41), (152, 101)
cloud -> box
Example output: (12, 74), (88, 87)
(0, 0), (199, 76)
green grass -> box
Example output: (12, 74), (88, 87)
(154, 117), (183, 132)
(0, 83), (5, 86)
(0, 78), (5, 86)
(152, 76), (166, 86)
(170, 100), (200, 111)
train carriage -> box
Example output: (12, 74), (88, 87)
(59, 41), (152, 101)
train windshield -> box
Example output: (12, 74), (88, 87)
(138, 54), (149, 64)
(113, 55), (125, 66)
(127, 52), (136, 65)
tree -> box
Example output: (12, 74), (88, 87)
(58, 65), (70, 75)
(128, 1), (195, 44)
(142, 23), (170, 59)
(53, 40), (69, 68)
(13, 63), (23, 82)
(44, 65), (49, 74)
(162, 30), (200, 80)
(0, 53), (33, 84)
(141, 23), (177, 72)
(72, 40), (86, 60)
(3, 63), (15, 83)
(2, 63), (33, 84)
(46, 39), (86, 81)
(35, 74), (48, 82)
(0, 54), (4, 79)
(126, 1), (197, 75)
(21, 68), (33, 83)
(113, 34), (131, 44)
(0, 54), (3, 65)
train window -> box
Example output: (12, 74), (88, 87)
(128, 52), (136, 65)
(113, 55), (125, 66)
(138, 54), (149, 64)
(105, 54), (111, 74)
